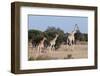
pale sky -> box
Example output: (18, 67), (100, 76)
(28, 15), (88, 33)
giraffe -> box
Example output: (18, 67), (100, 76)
(37, 37), (47, 53)
(49, 34), (59, 51)
(67, 24), (79, 51)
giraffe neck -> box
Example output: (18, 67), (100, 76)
(52, 36), (58, 42)
(71, 24), (78, 35)
(40, 38), (45, 44)
(71, 30), (76, 36)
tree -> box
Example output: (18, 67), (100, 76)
(28, 29), (43, 47)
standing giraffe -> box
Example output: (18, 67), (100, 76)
(37, 37), (47, 53)
(67, 24), (79, 51)
(49, 34), (59, 51)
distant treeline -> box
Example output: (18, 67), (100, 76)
(28, 27), (88, 48)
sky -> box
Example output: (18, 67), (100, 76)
(28, 15), (88, 33)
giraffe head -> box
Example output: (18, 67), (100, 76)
(74, 24), (79, 31)
(55, 34), (59, 37)
(72, 24), (80, 34)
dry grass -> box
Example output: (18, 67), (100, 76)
(28, 42), (88, 60)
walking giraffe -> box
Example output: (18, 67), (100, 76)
(37, 37), (47, 53)
(67, 24), (79, 51)
(49, 34), (59, 51)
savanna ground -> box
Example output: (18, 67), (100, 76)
(28, 42), (88, 61)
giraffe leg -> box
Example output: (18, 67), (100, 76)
(53, 45), (55, 51)
(66, 39), (70, 51)
(38, 46), (41, 55)
(72, 44), (75, 51)
(51, 45), (53, 51)
(71, 44), (73, 51)
(52, 45), (54, 51)
(34, 46), (39, 60)
(48, 46), (51, 52)
(37, 46), (39, 53)
(69, 42), (72, 51)
(67, 41), (71, 51)
(39, 47), (42, 54)
(66, 44), (69, 51)
(49, 45), (51, 51)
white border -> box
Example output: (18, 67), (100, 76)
(20, 7), (95, 70)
